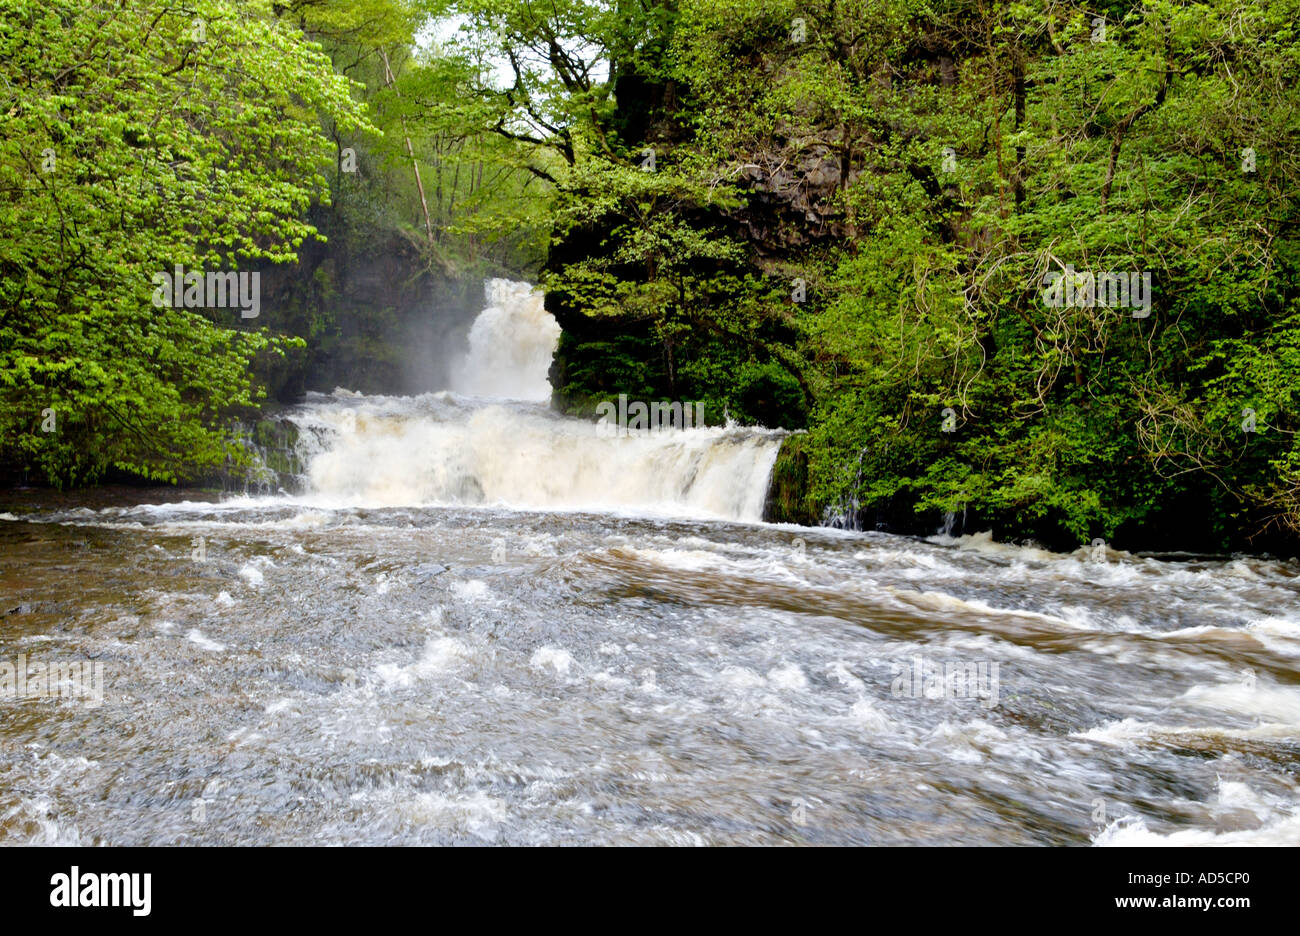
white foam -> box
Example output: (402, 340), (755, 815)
(827, 661), (867, 693)
(845, 698), (892, 731)
(1076, 716), (1300, 745)
(530, 646), (574, 676)
(766, 662), (809, 691)
(451, 579), (492, 602)
(1215, 780), (1272, 817)
(1246, 616), (1300, 655)
(1095, 812), (1300, 846)
(928, 530), (1060, 561)
(591, 671), (633, 690)
(892, 588), (1074, 626)
(1181, 681), (1300, 726)
(376, 636), (473, 688)
(718, 666), (767, 690)
(186, 629), (226, 652)
(395, 789), (508, 842)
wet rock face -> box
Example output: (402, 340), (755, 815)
(734, 145), (854, 253)
(195, 417), (304, 496)
(547, 57), (853, 419)
(544, 140), (847, 416)
(253, 223), (485, 403)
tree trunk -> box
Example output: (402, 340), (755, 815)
(380, 49), (436, 251)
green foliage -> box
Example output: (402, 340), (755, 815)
(0, 0), (373, 484)
(431, 0), (1300, 548)
(657, 0), (1300, 548)
(5, 0), (1299, 552)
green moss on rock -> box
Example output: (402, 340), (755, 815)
(763, 432), (819, 526)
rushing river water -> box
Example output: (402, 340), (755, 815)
(2, 281), (1299, 846)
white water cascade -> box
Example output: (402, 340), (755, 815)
(286, 280), (784, 521)
(448, 279), (561, 401)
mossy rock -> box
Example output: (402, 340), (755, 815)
(763, 432), (820, 525)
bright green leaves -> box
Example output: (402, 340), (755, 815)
(0, 0), (375, 485)
(660, 0), (1300, 546)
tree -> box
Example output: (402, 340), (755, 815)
(0, 0), (374, 484)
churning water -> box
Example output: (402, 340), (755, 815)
(1, 281), (1298, 845)
(287, 390), (782, 522)
(448, 279), (560, 401)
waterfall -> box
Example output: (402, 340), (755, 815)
(448, 279), (560, 401)
(281, 280), (784, 522)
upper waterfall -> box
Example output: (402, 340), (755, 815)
(448, 279), (560, 401)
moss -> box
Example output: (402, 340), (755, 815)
(763, 432), (820, 525)
(251, 419), (302, 479)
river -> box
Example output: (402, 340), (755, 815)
(2, 280), (1298, 845)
